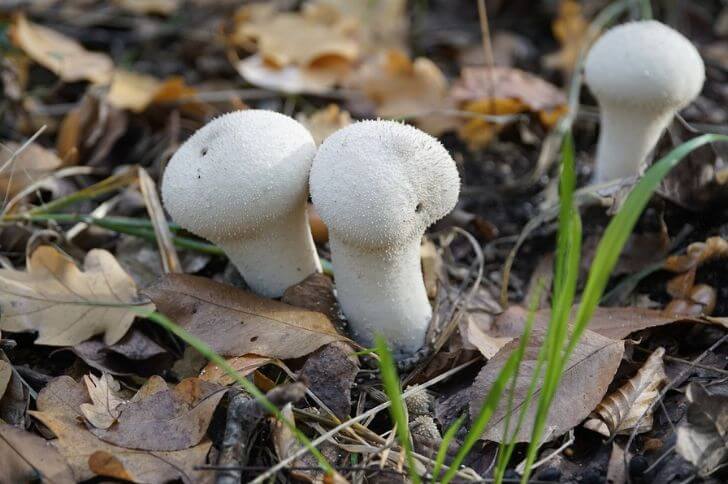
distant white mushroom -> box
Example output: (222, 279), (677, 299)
(310, 120), (460, 357)
(161, 110), (321, 298)
(584, 21), (705, 183)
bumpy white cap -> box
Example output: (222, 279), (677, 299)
(585, 21), (704, 112)
(162, 110), (320, 297)
(310, 120), (460, 248)
(162, 110), (316, 241)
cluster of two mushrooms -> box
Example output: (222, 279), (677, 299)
(162, 111), (460, 357)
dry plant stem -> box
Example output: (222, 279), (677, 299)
(250, 358), (481, 484)
(624, 333), (728, 472)
(1, 166), (94, 216)
(0, 125), (48, 211)
(138, 166), (181, 273)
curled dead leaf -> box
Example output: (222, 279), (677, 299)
(0, 245), (154, 346)
(80, 373), (125, 430)
(584, 347), (667, 437)
(10, 14), (113, 84)
(676, 383), (728, 476)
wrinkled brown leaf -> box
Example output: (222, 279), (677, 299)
(30, 412), (212, 483)
(584, 347), (667, 437)
(300, 341), (358, 419)
(80, 373), (125, 430)
(87, 377), (226, 451)
(36, 375), (89, 419)
(470, 329), (624, 442)
(0, 245), (154, 346)
(10, 14), (113, 84)
(0, 142), (63, 199)
(144, 274), (348, 358)
(0, 358), (11, 399)
(0, 423), (75, 484)
(200, 354), (274, 386)
(676, 383), (728, 476)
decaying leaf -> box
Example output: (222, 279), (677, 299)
(676, 383), (728, 476)
(543, 0), (590, 75)
(0, 358), (11, 399)
(296, 104), (352, 145)
(200, 354), (274, 386)
(143, 274), (349, 358)
(299, 341), (358, 419)
(30, 412), (213, 483)
(106, 70), (203, 114)
(451, 66), (567, 149)
(0, 245), (154, 346)
(80, 373), (125, 430)
(87, 377), (226, 451)
(469, 329), (624, 442)
(10, 14), (113, 84)
(584, 347), (667, 437)
(351, 49), (455, 135)
(0, 423), (75, 484)
(0, 142), (64, 199)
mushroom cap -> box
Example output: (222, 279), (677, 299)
(310, 120), (459, 248)
(161, 110), (316, 242)
(584, 21), (705, 111)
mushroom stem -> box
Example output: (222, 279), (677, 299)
(330, 236), (431, 356)
(218, 204), (321, 298)
(593, 105), (673, 183)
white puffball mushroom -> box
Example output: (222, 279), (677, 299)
(584, 20), (705, 183)
(162, 110), (321, 298)
(310, 120), (460, 357)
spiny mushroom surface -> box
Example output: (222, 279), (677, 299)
(310, 120), (460, 357)
(161, 109), (321, 298)
(584, 20), (705, 183)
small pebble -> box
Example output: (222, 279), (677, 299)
(629, 455), (649, 477)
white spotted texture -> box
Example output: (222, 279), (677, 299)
(584, 21), (705, 183)
(161, 110), (321, 297)
(310, 120), (460, 356)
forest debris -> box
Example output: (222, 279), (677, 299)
(584, 347), (667, 437)
(0, 423), (75, 484)
(69, 330), (169, 377)
(469, 329), (624, 442)
(307, 204), (329, 243)
(676, 383), (728, 476)
(86, 377), (226, 451)
(107, 70), (163, 113)
(10, 14), (113, 85)
(0, 245), (154, 346)
(36, 376), (89, 419)
(0, 141), (64, 199)
(143, 274), (349, 358)
(200, 354), (274, 386)
(114, 0), (180, 16)
(299, 341), (358, 419)
(0, 351), (29, 427)
(80, 373), (125, 430)
(297, 104), (352, 146)
(543, 0), (590, 75)
(0, 355), (12, 398)
(351, 49), (455, 135)
(451, 66), (567, 148)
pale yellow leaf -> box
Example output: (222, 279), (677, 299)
(80, 373), (125, 430)
(10, 14), (113, 84)
(106, 70), (162, 112)
(0, 245), (154, 346)
(296, 104), (352, 146)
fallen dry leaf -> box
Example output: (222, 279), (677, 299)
(351, 49), (454, 135)
(543, 0), (590, 75)
(296, 104), (352, 146)
(200, 354), (274, 386)
(470, 329), (624, 442)
(0, 358), (11, 399)
(144, 274), (349, 358)
(299, 341), (358, 419)
(584, 347), (667, 437)
(10, 14), (113, 84)
(36, 375), (90, 419)
(0, 423), (75, 484)
(87, 377), (226, 451)
(30, 412), (213, 483)
(0, 351), (29, 427)
(676, 383), (728, 476)
(451, 66), (567, 149)
(106, 70), (162, 113)
(67, 330), (169, 377)
(80, 373), (125, 430)
(0, 141), (64, 199)
(236, 54), (343, 95)
(0, 245), (154, 346)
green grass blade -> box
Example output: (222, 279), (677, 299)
(138, 309), (334, 476)
(376, 336), (421, 484)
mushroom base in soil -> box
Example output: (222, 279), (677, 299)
(218, 204), (322, 298)
(330, 237), (432, 357)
